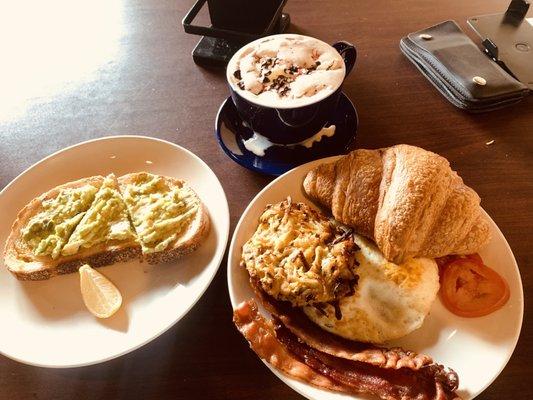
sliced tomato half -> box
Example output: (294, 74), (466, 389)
(438, 254), (510, 318)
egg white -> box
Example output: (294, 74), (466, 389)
(303, 234), (439, 344)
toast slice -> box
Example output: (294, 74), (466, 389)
(4, 175), (142, 280)
(4, 176), (104, 280)
(60, 174), (141, 268)
(118, 172), (210, 264)
(4, 172), (209, 279)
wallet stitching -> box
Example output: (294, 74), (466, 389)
(402, 37), (527, 102)
(405, 21), (483, 98)
(400, 40), (470, 108)
(401, 38), (472, 103)
(400, 39), (525, 110)
(403, 37), (473, 99)
(405, 22), (529, 98)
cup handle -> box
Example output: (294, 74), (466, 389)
(332, 41), (357, 76)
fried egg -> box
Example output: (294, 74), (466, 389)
(303, 234), (439, 344)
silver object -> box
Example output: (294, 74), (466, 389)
(473, 76), (487, 85)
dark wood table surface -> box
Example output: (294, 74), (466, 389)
(0, 0), (531, 398)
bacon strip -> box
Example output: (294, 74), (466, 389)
(275, 321), (460, 400)
(233, 300), (349, 393)
(234, 299), (461, 400)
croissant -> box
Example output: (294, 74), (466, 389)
(303, 144), (491, 263)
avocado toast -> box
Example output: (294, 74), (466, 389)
(59, 174), (141, 273)
(118, 172), (210, 265)
(3, 172), (209, 280)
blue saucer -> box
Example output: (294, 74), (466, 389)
(215, 92), (358, 176)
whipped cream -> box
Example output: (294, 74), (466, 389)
(228, 34), (345, 108)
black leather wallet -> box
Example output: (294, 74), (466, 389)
(400, 20), (530, 112)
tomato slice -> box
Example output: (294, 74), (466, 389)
(438, 254), (510, 318)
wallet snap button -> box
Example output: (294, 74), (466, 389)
(419, 34), (432, 40)
(473, 76), (487, 86)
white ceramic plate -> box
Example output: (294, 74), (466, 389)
(0, 136), (229, 368)
(228, 156), (523, 400)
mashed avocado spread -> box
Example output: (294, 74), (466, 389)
(122, 173), (198, 253)
(61, 176), (136, 256)
(22, 184), (98, 259)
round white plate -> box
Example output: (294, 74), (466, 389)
(0, 135), (230, 368)
(228, 156), (524, 400)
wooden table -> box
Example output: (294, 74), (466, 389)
(0, 0), (531, 398)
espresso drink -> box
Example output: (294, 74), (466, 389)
(228, 34), (345, 108)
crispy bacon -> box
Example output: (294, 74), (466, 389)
(233, 300), (349, 393)
(234, 298), (461, 400)
(275, 321), (460, 400)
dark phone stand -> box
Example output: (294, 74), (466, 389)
(182, 0), (290, 67)
(468, 0), (533, 89)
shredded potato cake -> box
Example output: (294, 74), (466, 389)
(241, 198), (359, 307)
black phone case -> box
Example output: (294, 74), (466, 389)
(400, 20), (529, 112)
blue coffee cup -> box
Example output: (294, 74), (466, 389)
(226, 34), (356, 145)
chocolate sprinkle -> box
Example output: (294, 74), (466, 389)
(261, 58), (274, 69)
(233, 69), (242, 80)
(285, 66), (299, 75)
(279, 87), (290, 96)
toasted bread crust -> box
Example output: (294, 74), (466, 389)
(3, 173), (210, 280)
(118, 172), (210, 265)
(10, 245), (141, 280)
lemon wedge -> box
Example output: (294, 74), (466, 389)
(79, 264), (122, 318)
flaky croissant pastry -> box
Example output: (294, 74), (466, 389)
(303, 144), (490, 263)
